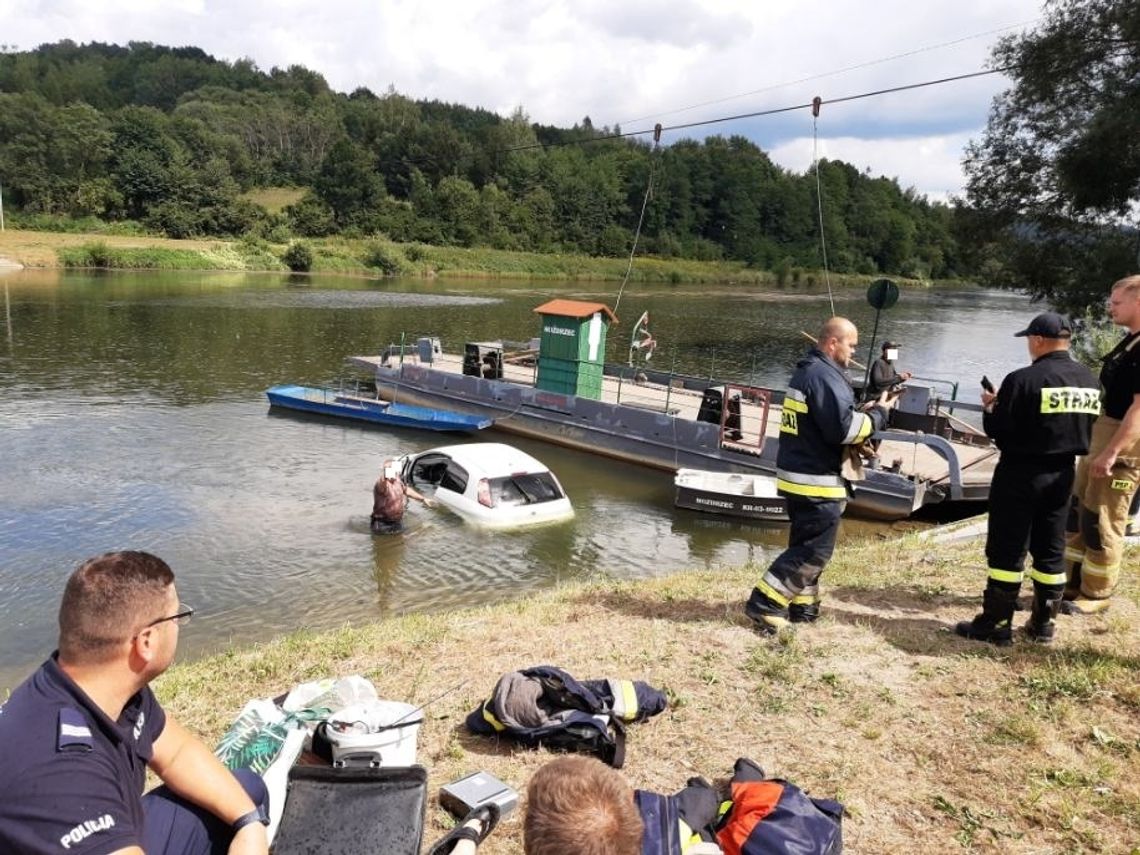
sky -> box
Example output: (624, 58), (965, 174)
(1, 0), (1046, 202)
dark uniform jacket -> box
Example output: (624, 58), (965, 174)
(0, 655), (166, 854)
(984, 350), (1099, 459)
(1099, 330), (1140, 420)
(776, 348), (888, 500)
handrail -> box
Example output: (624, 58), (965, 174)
(873, 430), (964, 500)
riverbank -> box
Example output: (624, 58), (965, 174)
(0, 227), (928, 288)
(153, 533), (1138, 854)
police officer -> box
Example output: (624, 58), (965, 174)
(956, 313), (1099, 645)
(745, 317), (892, 634)
(0, 551), (270, 855)
(1064, 274), (1140, 611)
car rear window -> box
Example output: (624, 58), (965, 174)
(489, 473), (564, 505)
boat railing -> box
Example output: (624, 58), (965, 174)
(873, 430), (964, 500)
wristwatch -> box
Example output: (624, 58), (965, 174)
(231, 805), (270, 832)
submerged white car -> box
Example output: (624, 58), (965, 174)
(396, 443), (574, 529)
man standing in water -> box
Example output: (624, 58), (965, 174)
(745, 317), (893, 634)
(372, 458), (434, 534)
(0, 551), (269, 854)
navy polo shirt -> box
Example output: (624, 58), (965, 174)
(0, 654), (166, 854)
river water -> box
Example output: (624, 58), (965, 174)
(0, 270), (1034, 687)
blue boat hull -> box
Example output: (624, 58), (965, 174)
(266, 385), (491, 433)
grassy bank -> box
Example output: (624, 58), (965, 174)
(156, 533), (1139, 854)
(0, 227), (924, 289)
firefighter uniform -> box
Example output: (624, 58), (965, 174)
(746, 347), (888, 633)
(957, 319), (1099, 645)
(1064, 329), (1140, 604)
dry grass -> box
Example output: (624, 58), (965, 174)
(156, 533), (1140, 854)
(0, 228), (222, 267)
(241, 187), (306, 214)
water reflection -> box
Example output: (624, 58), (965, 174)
(0, 270), (1033, 686)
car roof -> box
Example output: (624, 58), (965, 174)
(418, 443), (552, 476)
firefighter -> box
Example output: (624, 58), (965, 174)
(745, 317), (893, 634)
(956, 312), (1099, 645)
(1064, 275), (1140, 612)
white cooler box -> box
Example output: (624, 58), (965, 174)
(323, 700), (423, 768)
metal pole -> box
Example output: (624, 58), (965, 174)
(4, 280), (11, 348)
(665, 351), (677, 413)
(861, 309), (883, 395)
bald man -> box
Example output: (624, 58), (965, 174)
(746, 318), (893, 634)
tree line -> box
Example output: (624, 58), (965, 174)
(1, 39), (959, 280)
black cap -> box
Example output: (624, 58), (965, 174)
(881, 340), (899, 350)
(1014, 312), (1072, 338)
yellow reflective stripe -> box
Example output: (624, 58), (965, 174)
(1039, 387), (1100, 415)
(482, 703), (506, 732)
(619, 680), (638, 722)
(1063, 547), (1084, 563)
(987, 567), (1024, 584)
(852, 412), (874, 444)
(756, 579), (790, 608)
(776, 478), (846, 499)
(717, 800), (733, 821)
(782, 398), (808, 413)
(1028, 568), (1067, 586)
(841, 411), (873, 444)
(678, 820), (699, 853)
(790, 593), (819, 605)
(1081, 559), (1118, 578)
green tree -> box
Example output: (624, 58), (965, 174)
(314, 138), (386, 228)
(962, 0), (1140, 311)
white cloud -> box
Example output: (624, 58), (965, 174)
(768, 133), (977, 203)
(0, 0), (1045, 196)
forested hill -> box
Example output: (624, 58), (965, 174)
(0, 41), (962, 278)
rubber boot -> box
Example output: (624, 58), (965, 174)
(955, 586), (1018, 646)
(1023, 589), (1062, 644)
(745, 588), (790, 635)
(789, 598), (821, 623)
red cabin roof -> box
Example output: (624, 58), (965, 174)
(533, 299), (618, 324)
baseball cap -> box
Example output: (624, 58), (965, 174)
(881, 340), (899, 350)
(1014, 312), (1072, 338)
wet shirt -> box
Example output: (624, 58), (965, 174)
(372, 476), (407, 522)
(984, 351), (1099, 458)
(0, 654), (166, 854)
(1099, 330), (1140, 420)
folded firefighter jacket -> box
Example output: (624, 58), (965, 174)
(465, 665), (667, 768)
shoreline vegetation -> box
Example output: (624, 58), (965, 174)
(0, 228), (940, 289)
(148, 532), (1137, 853)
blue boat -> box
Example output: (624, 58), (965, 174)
(266, 385), (492, 433)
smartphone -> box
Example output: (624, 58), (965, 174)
(981, 376), (995, 393)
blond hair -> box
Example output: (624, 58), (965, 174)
(524, 756), (643, 855)
(1111, 275), (1140, 297)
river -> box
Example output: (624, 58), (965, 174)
(0, 270), (1034, 687)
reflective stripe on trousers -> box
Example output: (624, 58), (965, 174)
(1065, 418), (1140, 598)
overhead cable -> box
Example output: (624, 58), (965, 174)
(504, 67), (1008, 153)
(618, 18), (1039, 126)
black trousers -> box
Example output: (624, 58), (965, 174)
(756, 496), (844, 608)
(985, 457), (1074, 592)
